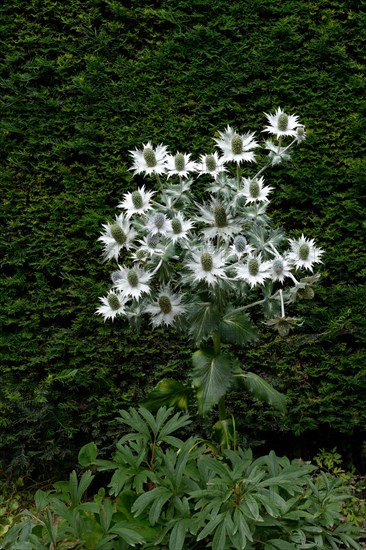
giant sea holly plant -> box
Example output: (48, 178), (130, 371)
(96, 108), (323, 437)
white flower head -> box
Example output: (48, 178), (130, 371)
(214, 125), (258, 164)
(269, 256), (293, 283)
(197, 152), (227, 179)
(287, 235), (324, 271)
(239, 176), (273, 204)
(113, 265), (153, 300)
(146, 212), (172, 236)
(137, 232), (165, 258)
(229, 235), (255, 260)
(166, 151), (197, 179)
(168, 211), (194, 244)
(264, 140), (292, 165)
(129, 141), (168, 176)
(96, 291), (127, 321)
(263, 107), (300, 138)
(296, 124), (306, 144)
(196, 201), (242, 241)
(118, 185), (155, 218)
(236, 253), (271, 288)
(98, 214), (137, 261)
(186, 247), (228, 287)
(145, 286), (187, 327)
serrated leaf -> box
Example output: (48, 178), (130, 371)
(188, 301), (222, 344)
(192, 350), (233, 415)
(237, 371), (287, 412)
(219, 309), (258, 345)
(141, 379), (193, 411)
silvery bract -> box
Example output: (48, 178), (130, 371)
(96, 109), (324, 418)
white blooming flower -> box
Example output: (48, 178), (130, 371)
(186, 248), (228, 286)
(167, 212), (194, 244)
(137, 232), (165, 257)
(197, 152), (227, 179)
(146, 212), (172, 236)
(113, 265), (153, 300)
(214, 125), (258, 164)
(263, 107), (300, 138)
(145, 287), (187, 327)
(165, 152), (197, 179)
(296, 124), (306, 144)
(118, 185), (155, 218)
(264, 140), (292, 165)
(239, 177), (273, 204)
(96, 292), (127, 321)
(129, 142), (168, 176)
(269, 256), (293, 283)
(196, 201), (242, 241)
(287, 235), (324, 271)
(236, 253), (271, 288)
(98, 214), (137, 261)
(229, 235), (255, 260)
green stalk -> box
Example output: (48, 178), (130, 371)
(213, 333), (227, 421)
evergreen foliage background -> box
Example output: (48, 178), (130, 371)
(1, 0), (365, 480)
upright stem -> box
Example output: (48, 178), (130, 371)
(236, 164), (241, 191)
(213, 333), (227, 421)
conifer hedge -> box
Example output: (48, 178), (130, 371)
(1, 0), (365, 479)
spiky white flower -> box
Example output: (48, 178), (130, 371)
(296, 125), (306, 144)
(197, 152), (227, 179)
(146, 212), (172, 236)
(269, 256), (293, 283)
(229, 235), (255, 260)
(167, 212), (194, 244)
(113, 265), (153, 300)
(186, 248), (228, 286)
(96, 292), (127, 321)
(165, 152), (197, 179)
(214, 125), (258, 164)
(264, 140), (292, 165)
(145, 287), (187, 327)
(129, 142), (168, 176)
(287, 235), (324, 271)
(118, 185), (155, 218)
(236, 253), (271, 288)
(239, 177), (273, 204)
(137, 233), (165, 257)
(196, 201), (242, 241)
(98, 214), (137, 261)
(263, 107), (300, 138)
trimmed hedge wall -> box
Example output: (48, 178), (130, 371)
(1, 0), (365, 479)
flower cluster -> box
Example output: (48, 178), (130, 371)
(97, 109), (323, 340)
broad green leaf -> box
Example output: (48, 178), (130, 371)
(132, 486), (171, 522)
(169, 519), (190, 550)
(219, 309), (258, 346)
(109, 523), (145, 546)
(187, 301), (222, 344)
(141, 379), (193, 412)
(78, 442), (97, 467)
(192, 350), (233, 415)
(34, 489), (49, 511)
(265, 539), (296, 550)
(237, 371), (287, 412)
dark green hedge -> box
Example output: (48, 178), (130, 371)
(1, 0), (365, 479)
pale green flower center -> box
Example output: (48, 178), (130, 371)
(158, 295), (172, 314)
(153, 213), (165, 230)
(127, 270), (139, 287)
(132, 191), (143, 209)
(214, 204), (227, 228)
(174, 153), (185, 171)
(278, 113), (289, 132)
(249, 180), (260, 198)
(248, 258), (259, 276)
(147, 233), (159, 248)
(299, 243), (310, 260)
(107, 293), (121, 311)
(110, 224), (127, 245)
(205, 155), (217, 172)
(298, 286), (314, 300)
(136, 249), (146, 260)
(201, 252), (213, 272)
(231, 134), (243, 155)
(297, 126), (305, 137)
(172, 218), (182, 234)
(234, 235), (247, 253)
(143, 147), (157, 167)
(273, 259), (284, 276)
